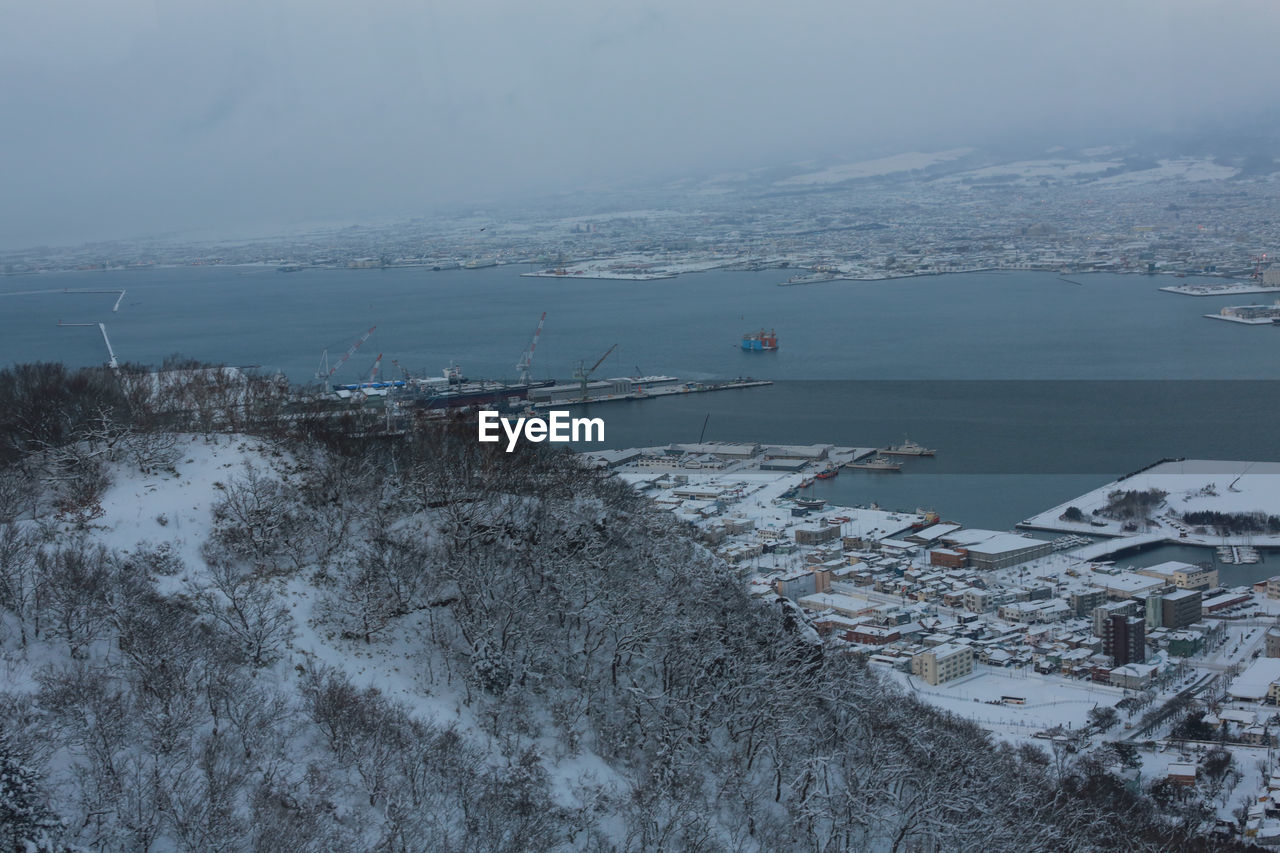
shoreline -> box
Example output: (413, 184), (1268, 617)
(2, 261), (1245, 288)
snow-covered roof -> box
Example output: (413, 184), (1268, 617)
(910, 523), (963, 541)
(929, 642), (972, 660)
(1142, 560), (1200, 577)
(965, 533), (1046, 556)
(1100, 573), (1165, 594)
(1110, 663), (1158, 678)
(1229, 658), (1280, 700)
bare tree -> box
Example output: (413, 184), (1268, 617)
(36, 542), (111, 658)
(208, 462), (300, 572)
(195, 560), (295, 668)
(0, 522), (39, 645)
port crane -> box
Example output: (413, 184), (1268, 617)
(573, 343), (617, 401)
(391, 358), (414, 382)
(316, 325), (375, 381)
(515, 311), (547, 385)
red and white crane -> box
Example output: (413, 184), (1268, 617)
(316, 325), (375, 381)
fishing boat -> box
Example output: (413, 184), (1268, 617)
(815, 463), (839, 480)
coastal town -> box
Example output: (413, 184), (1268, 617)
(589, 441), (1280, 841)
(7, 148), (1280, 293)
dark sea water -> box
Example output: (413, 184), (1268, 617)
(3, 266), (1277, 555)
(3, 265), (1277, 381)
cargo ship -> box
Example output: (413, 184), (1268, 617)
(411, 366), (555, 410)
(340, 364), (551, 409)
(741, 329), (778, 351)
(881, 437), (935, 456)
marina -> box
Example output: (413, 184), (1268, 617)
(1218, 545), (1263, 565)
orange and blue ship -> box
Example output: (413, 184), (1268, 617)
(741, 329), (778, 351)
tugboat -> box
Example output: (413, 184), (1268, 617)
(741, 329), (779, 351)
(881, 436), (936, 456)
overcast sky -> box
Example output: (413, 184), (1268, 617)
(3, 0), (1279, 248)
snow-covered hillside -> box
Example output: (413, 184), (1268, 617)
(0, 372), (1250, 852)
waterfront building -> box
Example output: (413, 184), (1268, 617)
(1136, 560), (1217, 591)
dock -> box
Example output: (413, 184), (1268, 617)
(530, 378), (772, 409)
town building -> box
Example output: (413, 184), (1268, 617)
(1161, 588), (1203, 630)
(1109, 662), (1157, 690)
(911, 643), (974, 686)
(1070, 588), (1108, 618)
(963, 588), (995, 613)
(1229, 658), (1280, 704)
(1204, 591), (1251, 614)
(942, 530), (1052, 571)
(1093, 600), (1137, 637)
(795, 523), (841, 545)
(1136, 560), (1217, 591)
(1167, 631), (1204, 657)
(847, 624), (901, 645)
(1096, 572), (1166, 600)
(774, 570), (817, 600)
(1104, 613), (1146, 665)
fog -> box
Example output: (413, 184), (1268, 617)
(3, 0), (1278, 248)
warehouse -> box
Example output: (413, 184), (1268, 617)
(948, 530), (1052, 571)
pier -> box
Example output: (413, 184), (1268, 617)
(530, 378), (772, 409)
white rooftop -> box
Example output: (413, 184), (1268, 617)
(1229, 658), (1280, 700)
(1141, 560), (1201, 577)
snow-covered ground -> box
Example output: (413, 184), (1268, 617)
(775, 149), (976, 186)
(520, 251), (740, 280)
(1024, 459), (1280, 548)
(937, 159), (1123, 184)
(3, 434), (631, 823)
(882, 665), (1125, 736)
(1093, 157), (1240, 187)
(1160, 283), (1280, 297)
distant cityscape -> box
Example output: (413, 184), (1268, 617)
(6, 146), (1280, 286)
